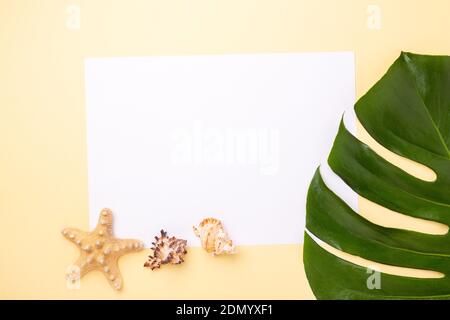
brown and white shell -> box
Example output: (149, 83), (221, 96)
(193, 218), (236, 255)
(144, 230), (187, 270)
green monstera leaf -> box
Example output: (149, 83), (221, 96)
(303, 52), (450, 299)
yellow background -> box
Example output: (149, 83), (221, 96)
(1, 0), (450, 299)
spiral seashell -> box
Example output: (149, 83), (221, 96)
(193, 218), (236, 255)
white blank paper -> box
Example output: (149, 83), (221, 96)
(84, 52), (355, 246)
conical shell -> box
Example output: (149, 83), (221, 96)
(144, 230), (187, 270)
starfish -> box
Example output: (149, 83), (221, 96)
(62, 208), (144, 290)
